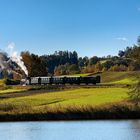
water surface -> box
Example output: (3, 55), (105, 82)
(0, 120), (140, 140)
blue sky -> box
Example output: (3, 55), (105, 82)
(0, 0), (140, 57)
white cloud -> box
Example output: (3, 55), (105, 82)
(7, 42), (15, 50)
(116, 37), (128, 42)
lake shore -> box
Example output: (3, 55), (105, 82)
(0, 102), (140, 121)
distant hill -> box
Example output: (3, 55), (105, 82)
(92, 71), (140, 84)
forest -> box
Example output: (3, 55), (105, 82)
(20, 36), (140, 77)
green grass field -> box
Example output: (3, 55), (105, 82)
(0, 71), (139, 120)
(0, 71), (139, 108)
(93, 71), (140, 84)
(0, 88), (28, 94)
(0, 87), (128, 109)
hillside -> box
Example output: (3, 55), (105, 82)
(0, 71), (139, 108)
(0, 71), (139, 120)
(92, 71), (140, 84)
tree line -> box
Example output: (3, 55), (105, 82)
(21, 36), (140, 77)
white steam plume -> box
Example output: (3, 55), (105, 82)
(0, 52), (7, 69)
(7, 42), (28, 76)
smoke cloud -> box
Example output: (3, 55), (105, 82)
(7, 42), (28, 76)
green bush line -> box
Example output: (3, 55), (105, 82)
(0, 103), (140, 121)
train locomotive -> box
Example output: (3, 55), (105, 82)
(25, 75), (101, 85)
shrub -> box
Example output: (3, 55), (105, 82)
(128, 78), (140, 106)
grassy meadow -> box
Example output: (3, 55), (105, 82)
(0, 71), (139, 121)
(93, 71), (140, 84)
(0, 87), (128, 107)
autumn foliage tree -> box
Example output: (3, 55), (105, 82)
(21, 51), (48, 76)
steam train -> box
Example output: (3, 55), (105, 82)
(25, 75), (101, 85)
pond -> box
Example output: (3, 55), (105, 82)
(0, 120), (140, 140)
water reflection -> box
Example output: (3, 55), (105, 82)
(0, 120), (140, 140)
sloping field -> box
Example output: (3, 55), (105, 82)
(0, 71), (138, 111)
(0, 71), (138, 120)
(0, 87), (128, 109)
(93, 71), (140, 84)
(63, 73), (92, 76)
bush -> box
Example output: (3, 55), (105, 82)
(128, 78), (140, 106)
(5, 79), (20, 85)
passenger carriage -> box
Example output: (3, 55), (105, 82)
(26, 75), (100, 85)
